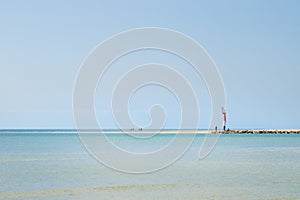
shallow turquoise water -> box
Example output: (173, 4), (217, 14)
(0, 132), (299, 199)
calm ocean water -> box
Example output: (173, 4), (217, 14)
(0, 131), (299, 199)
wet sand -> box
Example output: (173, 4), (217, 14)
(1, 183), (295, 200)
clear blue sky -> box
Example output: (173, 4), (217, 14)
(0, 0), (299, 129)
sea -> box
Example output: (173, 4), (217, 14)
(0, 130), (299, 200)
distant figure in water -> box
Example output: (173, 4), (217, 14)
(215, 126), (217, 132)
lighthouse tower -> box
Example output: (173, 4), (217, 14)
(222, 107), (227, 131)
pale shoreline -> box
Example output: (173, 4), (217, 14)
(0, 129), (299, 134)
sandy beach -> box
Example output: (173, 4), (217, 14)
(1, 183), (297, 200)
(0, 184), (224, 200)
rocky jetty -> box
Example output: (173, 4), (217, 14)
(221, 129), (300, 134)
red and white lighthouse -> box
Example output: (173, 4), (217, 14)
(222, 107), (227, 131)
